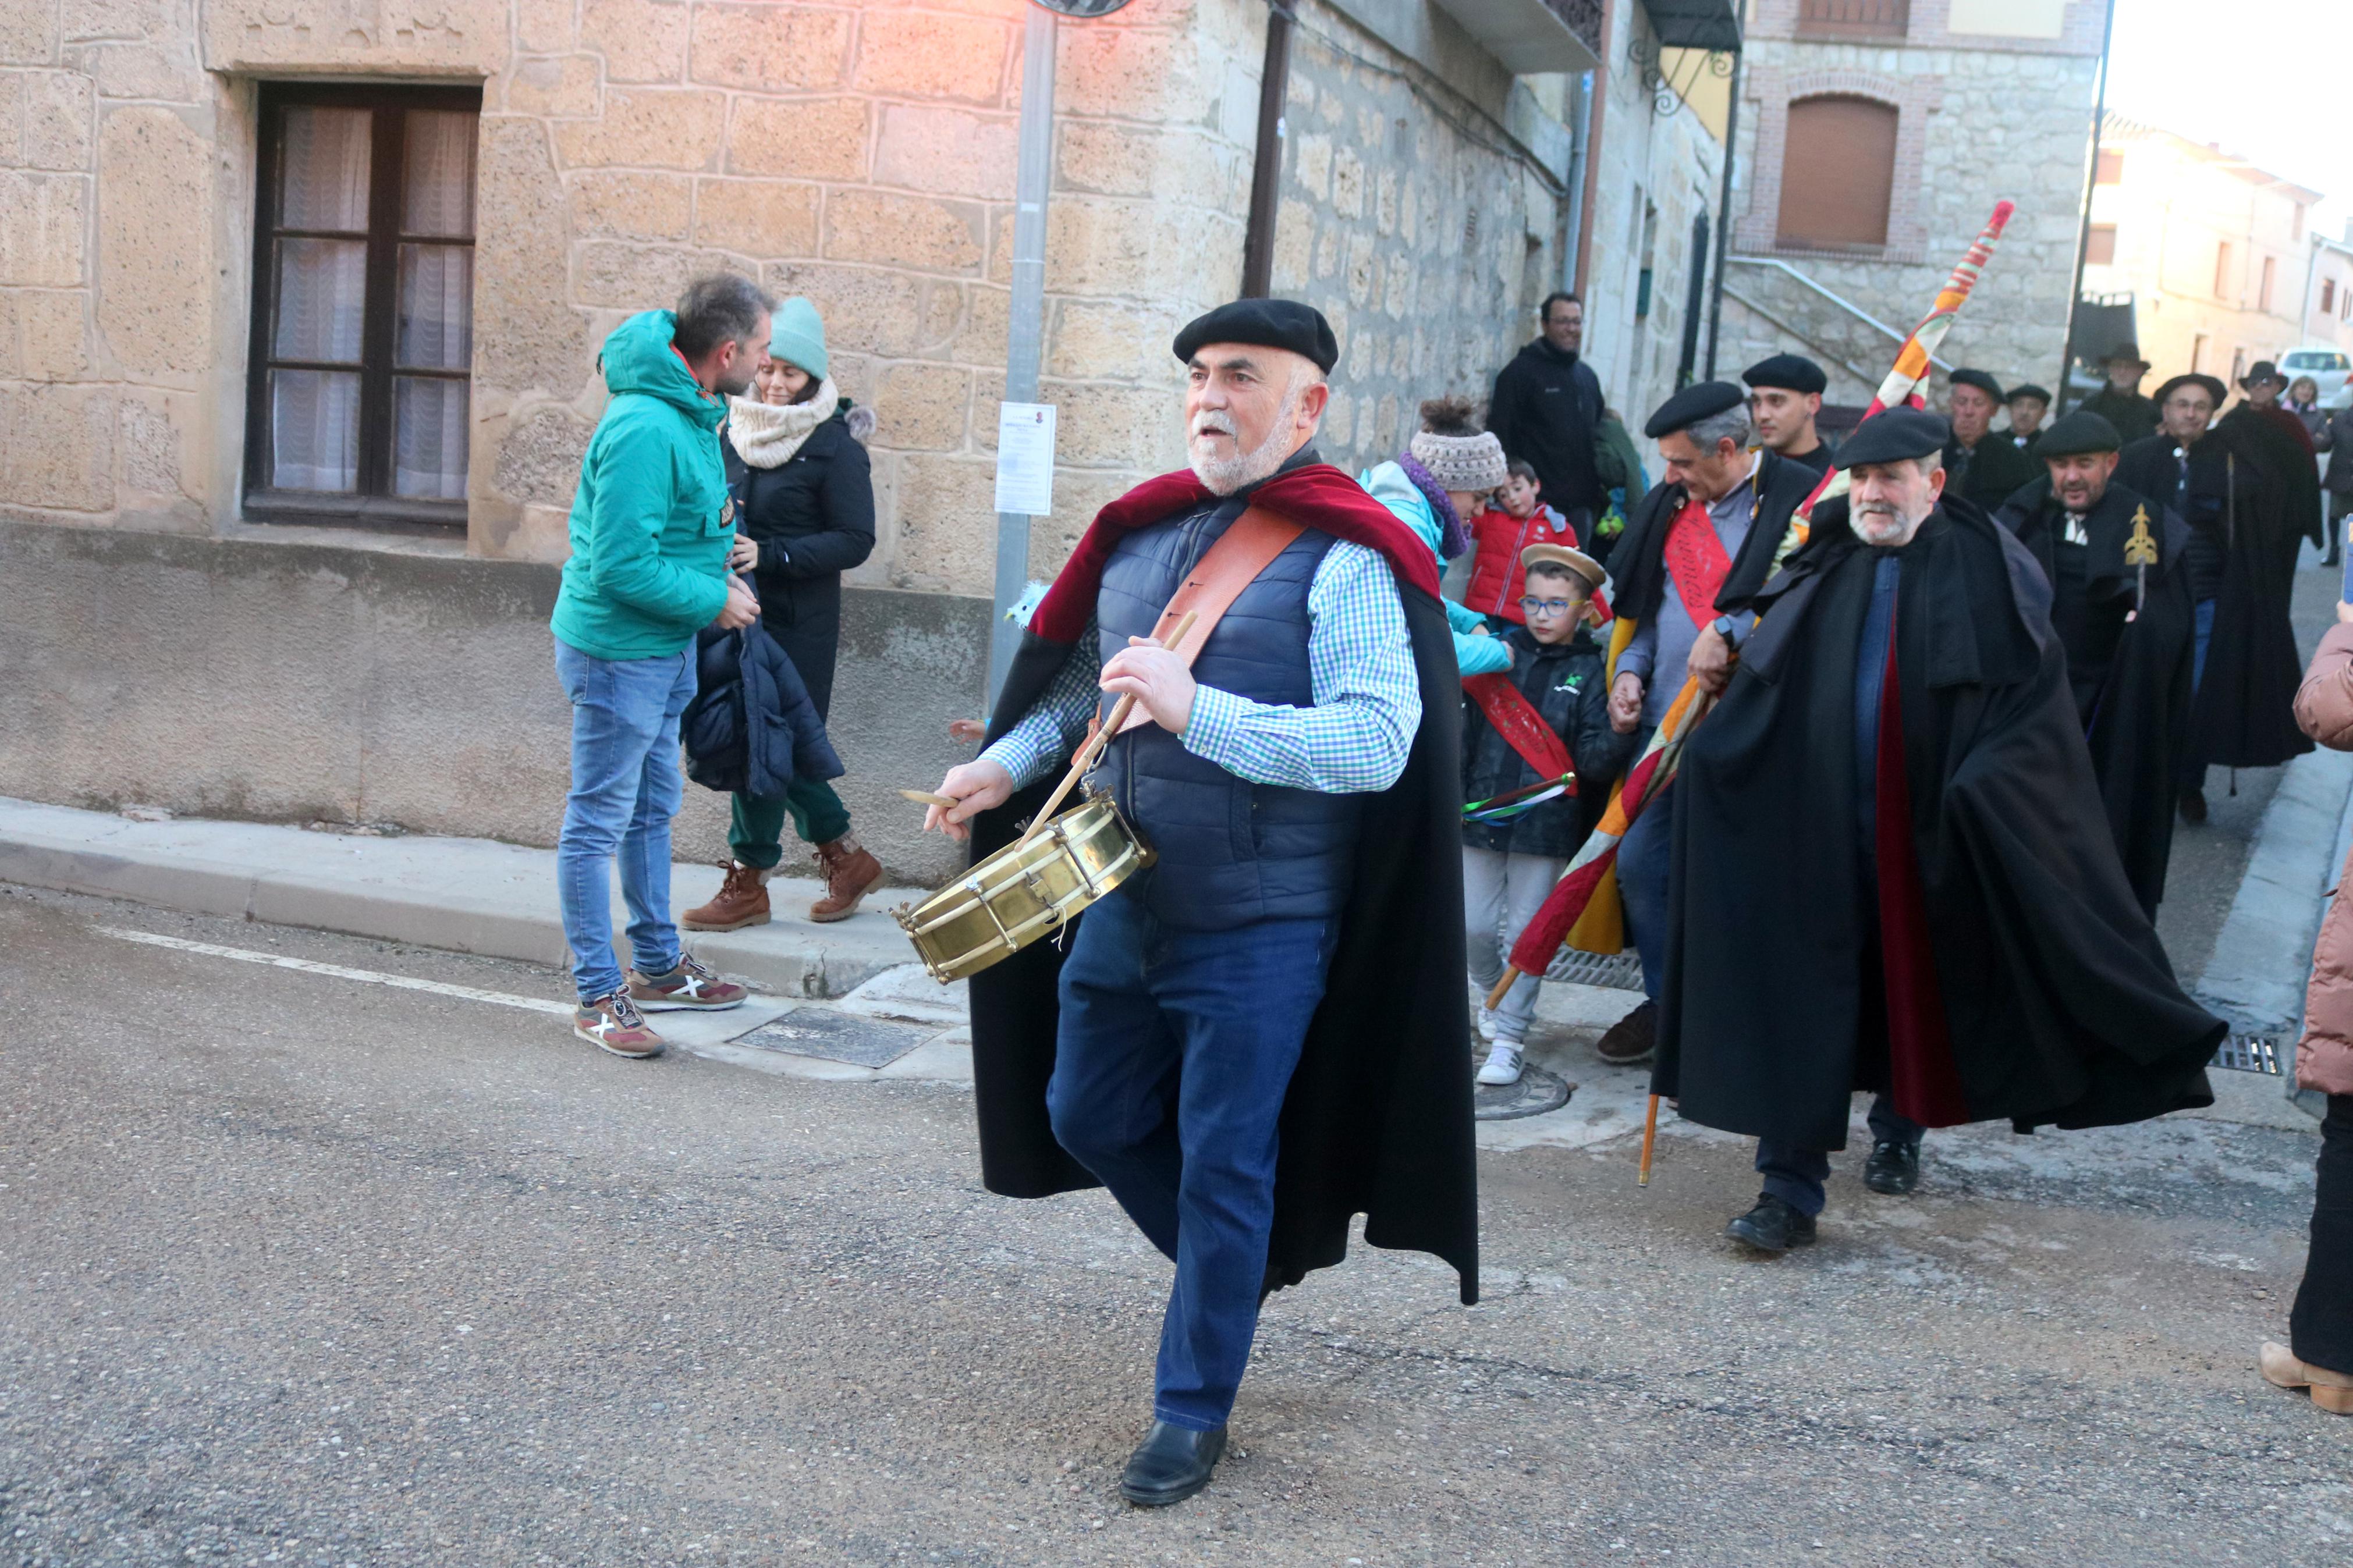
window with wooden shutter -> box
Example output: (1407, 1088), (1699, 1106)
(2086, 225), (2117, 266)
(1775, 96), (1898, 250)
(244, 81), (482, 528)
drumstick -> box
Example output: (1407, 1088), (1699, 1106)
(899, 788), (959, 809)
(1017, 610), (1198, 847)
(1637, 1093), (1660, 1186)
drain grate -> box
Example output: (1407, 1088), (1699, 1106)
(2211, 1033), (2285, 1076)
(1544, 947), (1645, 991)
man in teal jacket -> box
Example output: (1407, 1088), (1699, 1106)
(551, 275), (772, 1057)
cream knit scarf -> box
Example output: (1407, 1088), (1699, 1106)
(726, 378), (839, 469)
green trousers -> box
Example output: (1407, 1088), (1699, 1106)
(728, 776), (851, 870)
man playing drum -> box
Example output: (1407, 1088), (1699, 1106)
(922, 300), (1477, 1508)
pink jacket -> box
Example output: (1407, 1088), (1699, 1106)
(2294, 621), (2353, 1095)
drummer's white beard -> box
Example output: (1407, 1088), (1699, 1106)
(1190, 387), (1305, 495)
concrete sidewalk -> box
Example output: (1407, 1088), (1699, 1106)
(0, 795), (929, 1000)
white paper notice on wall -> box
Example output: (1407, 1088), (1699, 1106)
(994, 403), (1057, 517)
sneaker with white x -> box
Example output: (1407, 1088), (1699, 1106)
(627, 955), (749, 1011)
(575, 991), (665, 1059)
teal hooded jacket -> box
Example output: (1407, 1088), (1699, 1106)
(550, 311), (736, 660)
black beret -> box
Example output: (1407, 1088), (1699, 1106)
(1643, 380), (1746, 440)
(2034, 410), (2121, 457)
(1741, 353), (1827, 395)
(2006, 383), (2052, 404)
(2153, 373), (2227, 410)
(1172, 298), (1338, 374)
(1835, 407), (1951, 470)
(1946, 368), (2005, 401)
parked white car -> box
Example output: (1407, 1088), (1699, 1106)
(2279, 346), (2353, 410)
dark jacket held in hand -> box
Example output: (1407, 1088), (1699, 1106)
(682, 610), (844, 801)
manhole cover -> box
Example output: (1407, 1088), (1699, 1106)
(1473, 1061), (1574, 1121)
(732, 1010), (936, 1069)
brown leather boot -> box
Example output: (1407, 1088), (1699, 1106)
(809, 835), (885, 923)
(680, 859), (771, 931)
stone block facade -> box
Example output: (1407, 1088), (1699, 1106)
(1717, 0), (2102, 406)
(0, 0), (1605, 873)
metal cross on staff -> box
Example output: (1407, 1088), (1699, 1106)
(2123, 503), (2157, 620)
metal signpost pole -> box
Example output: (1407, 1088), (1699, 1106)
(988, 5), (1059, 711)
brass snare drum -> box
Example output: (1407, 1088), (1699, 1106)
(893, 794), (1154, 983)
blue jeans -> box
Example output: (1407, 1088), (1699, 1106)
(1617, 771), (1673, 1002)
(2191, 596), (2217, 692)
(1755, 1096), (1922, 1217)
(1046, 885), (1337, 1431)
(553, 638), (697, 1002)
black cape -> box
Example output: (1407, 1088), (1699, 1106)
(2080, 387), (2161, 446)
(1944, 429), (2040, 513)
(965, 463), (1480, 1305)
(1996, 477), (2195, 915)
(2116, 428), (2313, 770)
(2219, 403), (2324, 550)
(1609, 447), (1823, 628)
(1653, 499), (2221, 1151)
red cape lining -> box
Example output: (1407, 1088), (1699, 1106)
(1027, 465), (1443, 644)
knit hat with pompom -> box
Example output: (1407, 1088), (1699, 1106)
(1407, 396), (1509, 492)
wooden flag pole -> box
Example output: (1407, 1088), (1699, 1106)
(1638, 1094), (1661, 1186)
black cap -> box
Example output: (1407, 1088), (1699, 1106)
(2006, 383), (2052, 405)
(1172, 298), (1339, 374)
(1742, 353), (1827, 395)
(2035, 410), (2121, 457)
(2242, 359), (2287, 389)
(1947, 368), (2005, 401)
(1642, 380), (1746, 440)
(2154, 373), (2227, 410)
(1835, 408), (1952, 470)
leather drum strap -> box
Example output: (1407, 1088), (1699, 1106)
(1116, 504), (1308, 734)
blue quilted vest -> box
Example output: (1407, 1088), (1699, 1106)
(1095, 499), (1361, 930)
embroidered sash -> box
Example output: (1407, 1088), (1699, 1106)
(1660, 496), (1733, 630)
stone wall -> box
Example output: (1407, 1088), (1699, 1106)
(0, 518), (985, 885)
(1575, 0), (1726, 441)
(1716, 3), (2102, 406)
(1266, 0), (1571, 474)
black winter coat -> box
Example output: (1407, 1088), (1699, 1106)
(681, 611), (844, 801)
(1488, 339), (1606, 528)
(1943, 429), (2040, 514)
(724, 403), (876, 720)
(1460, 626), (1630, 859)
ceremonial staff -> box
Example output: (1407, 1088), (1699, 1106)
(1479, 201), (2018, 1183)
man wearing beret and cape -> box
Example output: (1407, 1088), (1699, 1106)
(1654, 408), (2222, 1253)
(1996, 410), (2195, 915)
(920, 299), (1476, 1508)
(2116, 373), (2313, 822)
(1743, 353), (1835, 477)
(1586, 381), (1823, 1065)
(1943, 368), (2038, 512)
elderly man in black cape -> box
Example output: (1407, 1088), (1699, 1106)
(1654, 409), (2222, 1253)
(920, 299), (1475, 1507)
(1996, 411), (2196, 915)
(1590, 381), (1825, 1066)
(1943, 368), (2039, 511)
(2116, 374), (2313, 822)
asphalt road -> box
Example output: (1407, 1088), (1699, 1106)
(3, 884), (2348, 1568)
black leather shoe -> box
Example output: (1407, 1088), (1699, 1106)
(1864, 1138), (1921, 1195)
(1119, 1421), (1227, 1507)
(1726, 1194), (1817, 1252)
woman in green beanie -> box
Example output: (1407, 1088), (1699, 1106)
(684, 297), (884, 929)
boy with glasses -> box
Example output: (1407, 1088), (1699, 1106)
(1460, 544), (1631, 1086)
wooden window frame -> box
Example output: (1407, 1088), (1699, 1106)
(243, 80), (482, 531)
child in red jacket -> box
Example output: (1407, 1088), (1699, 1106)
(1460, 461), (1581, 627)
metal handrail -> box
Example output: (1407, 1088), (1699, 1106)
(1727, 255), (1954, 373)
